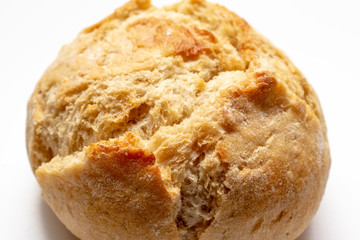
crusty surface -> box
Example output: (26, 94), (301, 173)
(27, 0), (331, 239)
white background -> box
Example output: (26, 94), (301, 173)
(0, 0), (359, 239)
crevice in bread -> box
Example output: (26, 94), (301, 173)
(174, 151), (231, 239)
(251, 218), (264, 233)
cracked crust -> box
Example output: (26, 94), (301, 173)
(27, 0), (330, 239)
(36, 133), (179, 240)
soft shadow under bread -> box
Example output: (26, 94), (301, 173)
(40, 198), (79, 240)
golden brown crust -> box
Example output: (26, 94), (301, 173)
(86, 133), (156, 169)
(203, 75), (329, 239)
(27, 0), (330, 239)
(36, 133), (179, 239)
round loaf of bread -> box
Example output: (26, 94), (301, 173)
(26, 0), (331, 239)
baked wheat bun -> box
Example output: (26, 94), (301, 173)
(26, 0), (331, 239)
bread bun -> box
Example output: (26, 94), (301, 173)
(26, 0), (330, 239)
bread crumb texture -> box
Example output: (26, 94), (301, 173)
(27, 0), (330, 239)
